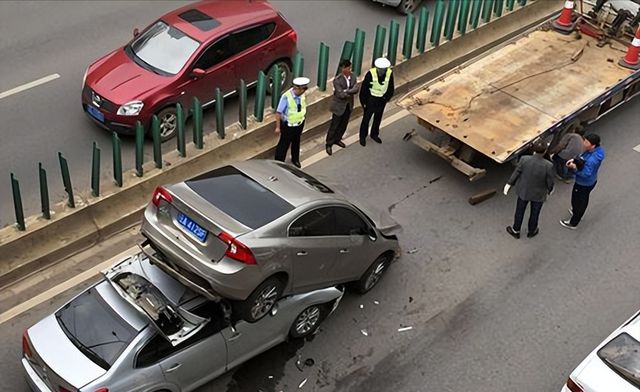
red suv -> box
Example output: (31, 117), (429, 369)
(82, 1), (297, 140)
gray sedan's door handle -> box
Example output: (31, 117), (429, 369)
(296, 251), (308, 256)
(165, 363), (182, 373)
(339, 249), (349, 254)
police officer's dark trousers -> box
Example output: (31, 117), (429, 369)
(275, 120), (304, 164)
(359, 99), (386, 142)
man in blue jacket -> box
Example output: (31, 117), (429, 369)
(560, 133), (605, 229)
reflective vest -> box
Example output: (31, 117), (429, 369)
(370, 68), (392, 98)
(284, 89), (306, 125)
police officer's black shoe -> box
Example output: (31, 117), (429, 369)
(335, 141), (346, 148)
(359, 139), (366, 146)
(371, 136), (382, 144)
(326, 145), (332, 155)
(292, 161), (302, 168)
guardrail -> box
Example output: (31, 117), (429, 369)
(1, 0), (561, 288)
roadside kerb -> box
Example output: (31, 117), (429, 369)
(0, 0), (562, 289)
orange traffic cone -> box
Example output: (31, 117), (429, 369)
(553, 0), (578, 34)
(619, 27), (640, 70)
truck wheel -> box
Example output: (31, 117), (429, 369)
(236, 277), (284, 323)
(266, 61), (291, 96)
(354, 254), (392, 294)
(289, 305), (326, 338)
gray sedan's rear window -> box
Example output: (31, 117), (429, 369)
(56, 287), (137, 369)
(186, 166), (294, 229)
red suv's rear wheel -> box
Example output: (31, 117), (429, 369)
(266, 60), (291, 95)
(156, 106), (178, 141)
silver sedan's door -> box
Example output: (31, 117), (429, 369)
(222, 315), (289, 371)
(158, 332), (227, 391)
(332, 207), (379, 281)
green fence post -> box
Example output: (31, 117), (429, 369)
(482, 0), (495, 23)
(215, 87), (225, 139)
(372, 25), (387, 65)
(444, 0), (460, 41)
(417, 7), (430, 52)
(388, 20), (400, 65)
(431, 0), (445, 47)
(10, 173), (25, 231)
(506, 0), (515, 11)
(176, 103), (186, 157)
(271, 64), (282, 109)
(353, 28), (365, 76)
(239, 80), (247, 130)
(470, 0), (483, 29)
(254, 71), (267, 122)
(112, 132), (123, 187)
(38, 163), (50, 219)
(458, 0), (472, 35)
(292, 52), (304, 79)
(151, 115), (162, 169)
(58, 152), (75, 208)
(317, 43), (329, 91)
(494, 0), (504, 17)
(336, 41), (355, 75)
(135, 120), (144, 177)
(192, 97), (203, 149)
(403, 13), (416, 60)
(91, 141), (101, 197)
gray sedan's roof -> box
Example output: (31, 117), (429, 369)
(231, 160), (346, 207)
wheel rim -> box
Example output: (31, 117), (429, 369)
(294, 306), (320, 335)
(250, 284), (279, 320)
(401, 0), (417, 13)
(364, 259), (387, 291)
(159, 112), (177, 138)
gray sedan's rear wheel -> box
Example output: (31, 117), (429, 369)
(289, 305), (325, 338)
(355, 254), (392, 294)
(237, 277), (284, 323)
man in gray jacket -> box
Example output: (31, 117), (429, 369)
(326, 59), (359, 155)
(504, 141), (555, 238)
(549, 127), (584, 182)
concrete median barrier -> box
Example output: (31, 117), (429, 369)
(0, 0), (562, 289)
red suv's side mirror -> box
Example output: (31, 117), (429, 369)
(133, 28), (140, 38)
(191, 68), (206, 79)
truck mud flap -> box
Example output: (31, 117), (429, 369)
(404, 131), (486, 182)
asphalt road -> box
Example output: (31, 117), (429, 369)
(1, 93), (638, 391)
(0, 0), (419, 228)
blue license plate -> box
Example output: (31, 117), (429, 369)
(87, 105), (104, 123)
(177, 213), (208, 242)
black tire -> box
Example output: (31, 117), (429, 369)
(156, 106), (178, 142)
(266, 61), (292, 96)
(397, 0), (422, 14)
(354, 254), (392, 294)
(289, 304), (326, 339)
(236, 277), (284, 323)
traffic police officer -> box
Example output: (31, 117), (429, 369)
(275, 77), (310, 168)
(358, 57), (395, 146)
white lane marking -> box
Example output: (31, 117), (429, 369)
(0, 246), (137, 325)
(0, 73), (61, 100)
(302, 109), (411, 168)
(634, 144), (640, 153)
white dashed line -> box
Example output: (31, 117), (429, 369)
(0, 73), (61, 100)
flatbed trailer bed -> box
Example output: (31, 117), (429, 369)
(399, 12), (640, 180)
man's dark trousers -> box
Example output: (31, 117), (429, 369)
(570, 182), (596, 226)
(275, 120), (304, 163)
(513, 198), (544, 233)
(326, 105), (351, 146)
(359, 101), (385, 142)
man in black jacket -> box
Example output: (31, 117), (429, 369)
(358, 57), (394, 146)
(504, 141), (555, 239)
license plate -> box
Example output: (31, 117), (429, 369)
(177, 213), (208, 242)
(87, 105), (104, 122)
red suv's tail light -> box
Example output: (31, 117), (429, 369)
(566, 377), (584, 392)
(287, 29), (297, 43)
(22, 330), (32, 359)
(218, 232), (257, 265)
(94, 389), (109, 392)
(151, 186), (173, 207)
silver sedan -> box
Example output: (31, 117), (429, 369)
(22, 252), (343, 392)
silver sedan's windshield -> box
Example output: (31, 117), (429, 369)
(131, 21), (199, 75)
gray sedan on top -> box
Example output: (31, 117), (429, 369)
(22, 252), (343, 392)
(141, 159), (400, 323)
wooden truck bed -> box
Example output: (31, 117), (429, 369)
(398, 28), (634, 164)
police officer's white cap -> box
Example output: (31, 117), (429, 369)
(374, 57), (391, 69)
(292, 77), (310, 87)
